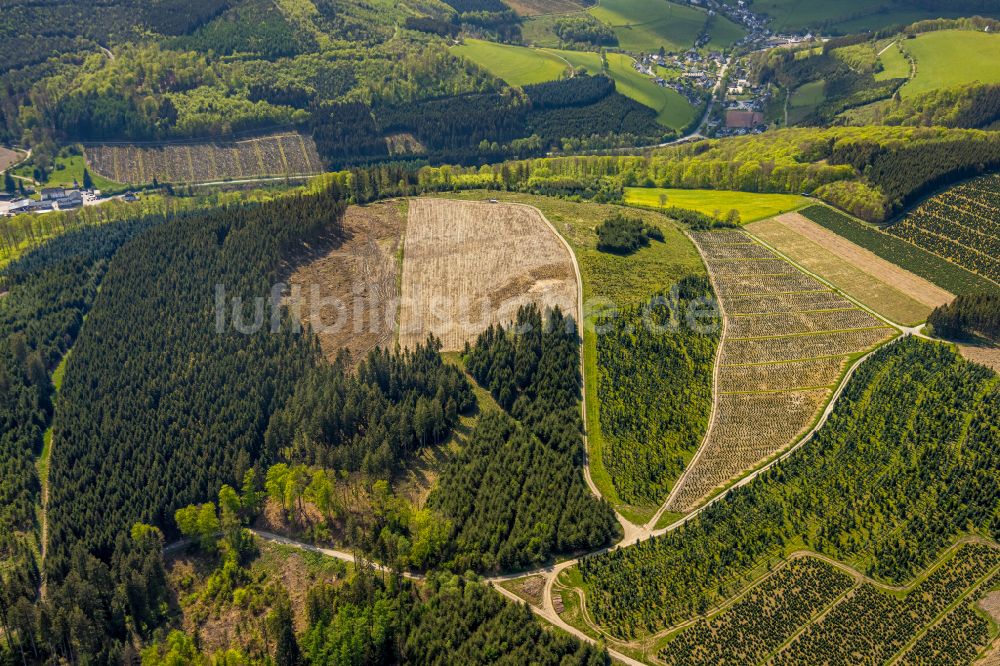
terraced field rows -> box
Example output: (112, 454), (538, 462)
(658, 557), (856, 666)
(658, 543), (1000, 666)
(85, 133), (323, 185)
(885, 173), (1000, 285)
(665, 231), (896, 513)
(773, 544), (1000, 665)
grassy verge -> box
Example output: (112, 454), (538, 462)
(35, 352), (70, 504)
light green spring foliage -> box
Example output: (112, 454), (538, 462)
(141, 630), (250, 666)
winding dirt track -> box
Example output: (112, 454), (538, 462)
(280, 215), (928, 664)
(171, 209), (951, 664)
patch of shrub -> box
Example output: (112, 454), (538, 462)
(595, 213), (663, 253)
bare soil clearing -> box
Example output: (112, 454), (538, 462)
(505, 0), (585, 15)
(979, 590), (1000, 623)
(499, 575), (548, 607)
(284, 201), (404, 365)
(0, 147), (23, 172)
(85, 133), (322, 185)
(399, 199), (578, 351)
(957, 340), (1000, 372)
(748, 213), (953, 325)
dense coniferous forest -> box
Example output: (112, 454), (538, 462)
(370, 76), (663, 166)
(266, 341), (475, 478)
(259, 570), (607, 665)
(928, 293), (1000, 341)
(428, 305), (619, 571)
(0, 0), (228, 73)
(46, 191), (346, 578)
(310, 103), (393, 168)
(3, 524), (169, 665)
(0, 219), (163, 665)
(597, 278), (719, 505)
(577, 339), (999, 638)
(465, 305), (583, 458)
(6, 2), (1000, 662)
(166, 0), (313, 59)
(0, 218), (162, 558)
(829, 133), (1000, 214)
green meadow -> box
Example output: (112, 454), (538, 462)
(625, 187), (809, 223)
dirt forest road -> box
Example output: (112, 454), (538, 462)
(162, 207), (950, 665)
(247, 210), (929, 664)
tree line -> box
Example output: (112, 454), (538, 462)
(274, 125), (1000, 225)
(929, 293), (1000, 342)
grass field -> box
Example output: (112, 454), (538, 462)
(605, 53), (698, 129)
(0, 146), (24, 173)
(788, 79), (826, 124)
(440, 191), (706, 525)
(521, 15), (564, 47)
(451, 40), (698, 130)
(875, 42), (910, 81)
(590, 0), (738, 53)
(748, 213), (951, 326)
(625, 188), (808, 223)
(505, 0), (585, 16)
(452, 38), (570, 86)
(747, 0), (998, 33)
(706, 14), (747, 50)
(791, 79), (825, 107)
(14, 153), (121, 191)
(548, 48), (602, 72)
(748, 0), (870, 31)
(900, 30), (1000, 98)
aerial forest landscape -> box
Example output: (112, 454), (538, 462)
(2, 0), (1000, 664)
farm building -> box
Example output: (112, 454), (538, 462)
(54, 190), (83, 210)
(40, 187), (67, 201)
(726, 110), (765, 128)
